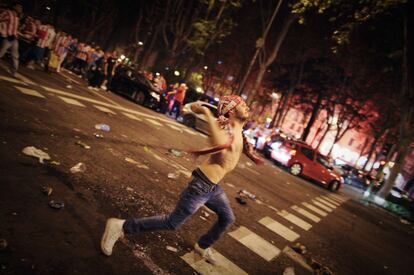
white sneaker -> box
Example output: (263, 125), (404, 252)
(101, 218), (125, 256)
(194, 243), (217, 265)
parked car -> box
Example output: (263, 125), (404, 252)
(270, 140), (342, 191)
(262, 132), (287, 158)
(109, 65), (162, 109)
(334, 164), (371, 190)
(178, 101), (218, 134)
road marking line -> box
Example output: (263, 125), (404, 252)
(58, 96), (85, 107)
(315, 197), (337, 208)
(329, 194), (347, 203)
(266, 205), (279, 212)
(311, 200), (333, 212)
(301, 202), (327, 217)
(247, 167), (260, 176)
(122, 112), (143, 121)
(93, 105), (116, 114)
(321, 196), (340, 206)
(277, 210), (312, 231)
(291, 205), (321, 223)
(198, 133), (208, 138)
(182, 128), (198, 135)
(228, 226), (280, 261)
(15, 86), (45, 98)
(282, 246), (313, 272)
(181, 248), (247, 275)
(166, 124), (183, 132)
(15, 73), (36, 85)
(0, 75), (28, 86)
(145, 118), (163, 127)
(259, 216), (300, 242)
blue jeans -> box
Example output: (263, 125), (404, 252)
(123, 169), (235, 249)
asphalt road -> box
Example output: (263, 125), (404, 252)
(0, 61), (413, 275)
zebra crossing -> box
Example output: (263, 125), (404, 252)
(2, 75), (353, 274)
(6, 81), (197, 136)
(183, 193), (349, 274)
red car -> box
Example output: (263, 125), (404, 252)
(270, 140), (342, 191)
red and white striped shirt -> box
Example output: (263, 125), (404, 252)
(53, 33), (70, 56)
(36, 24), (50, 48)
(0, 9), (19, 37)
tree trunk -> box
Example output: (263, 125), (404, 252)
(377, 137), (411, 197)
(362, 136), (380, 171)
(246, 14), (296, 103)
(236, 0), (283, 95)
(317, 124), (330, 150)
(378, 8), (413, 198)
(301, 92), (323, 143)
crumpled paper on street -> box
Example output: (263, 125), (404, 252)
(22, 146), (51, 163)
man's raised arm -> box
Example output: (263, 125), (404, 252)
(190, 103), (229, 147)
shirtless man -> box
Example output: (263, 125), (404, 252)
(101, 95), (262, 264)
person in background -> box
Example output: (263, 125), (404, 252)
(169, 83), (187, 118)
(18, 15), (36, 62)
(43, 23), (55, 71)
(101, 50), (117, 90)
(53, 31), (70, 72)
(0, 2), (22, 77)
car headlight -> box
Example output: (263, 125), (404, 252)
(150, 92), (160, 102)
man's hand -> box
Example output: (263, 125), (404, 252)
(191, 103), (209, 115)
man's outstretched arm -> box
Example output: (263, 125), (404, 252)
(243, 135), (265, 165)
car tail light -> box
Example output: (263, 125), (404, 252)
(289, 149), (296, 156)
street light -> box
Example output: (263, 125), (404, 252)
(196, 87), (203, 93)
(138, 41), (143, 46)
(174, 70), (180, 76)
(203, 66), (208, 70)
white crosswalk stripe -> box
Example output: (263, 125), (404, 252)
(182, 128), (198, 135)
(15, 73), (36, 85)
(321, 196), (340, 206)
(311, 200), (333, 212)
(277, 210), (312, 231)
(301, 202), (327, 217)
(166, 124), (183, 132)
(93, 105), (116, 114)
(228, 226), (281, 261)
(329, 194), (347, 203)
(0, 75), (28, 86)
(259, 216), (300, 242)
(122, 112), (143, 121)
(15, 86), (45, 98)
(145, 118), (163, 127)
(315, 197), (337, 209)
(181, 248), (247, 275)
(58, 96), (85, 107)
(291, 205), (321, 223)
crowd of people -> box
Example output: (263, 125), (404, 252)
(0, 2), (122, 92)
(0, 2), (190, 118)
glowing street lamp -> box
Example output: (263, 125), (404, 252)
(138, 41), (144, 46)
(196, 87), (203, 93)
(203, 66), (208, 70)
(174, 70), (180, 76)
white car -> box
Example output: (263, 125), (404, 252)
(178, 101), (218, 134)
